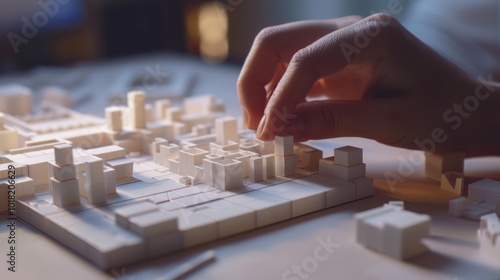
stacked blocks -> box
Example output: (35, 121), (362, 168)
(320, 146), (373, 199)
(477, 213), (500, 258)
(355, 202), (430, 259)
(50, 144), (80, 208)
(274, 136), (299, 177)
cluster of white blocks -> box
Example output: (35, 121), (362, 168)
(477, 213), (500, 258)
(355, 201), (431, 259)
(0, 89), (376, 270)
(449, 178), (500, 220)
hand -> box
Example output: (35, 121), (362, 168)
(237, 14), (500, 156)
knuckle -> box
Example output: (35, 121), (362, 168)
(254, 26), (281, 47)
(290, 47), (314, 67)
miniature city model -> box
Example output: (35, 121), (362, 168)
(0, 88), (373, 269)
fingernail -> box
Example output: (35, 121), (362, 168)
(256, 114), (267, 139)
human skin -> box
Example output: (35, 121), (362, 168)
(237, 13), (500, 156)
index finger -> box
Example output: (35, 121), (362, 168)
(257, 14), (396, 140)
(237, 16), (362, 129)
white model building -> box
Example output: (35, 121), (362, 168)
(477, 213), (500, 258)
(0, 89), (375, 269)
(449, 178), (500, 220)
(355, 202), (431, 259)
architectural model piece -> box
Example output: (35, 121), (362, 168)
(440, 171), (465, 195)
(354, 201), (430, 260)
(449, 178), (500, 220)
(0, 88), (375, 269)
(425, 152), (465, 181)
(477, 213), (500, 258)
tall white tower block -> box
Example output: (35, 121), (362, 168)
(215, 117), (238, 145)
(50, 144), (80, 208)
(127, 91), (146, 129)
(85, 156), (106, 205)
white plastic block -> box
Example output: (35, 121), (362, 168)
(145, 230), (183, 258)
(0, 84), (32, 116)
(296, 174), (356, 208)
(477, 213), (500, 258)
(129, 211), (178, 237)
(440, 172), (465, 195)
(12, 176), (35, 198)
(296, 146), (323, 172)
(127, 91), (146, 129)
(225, 190), (291, 227)
(0, 130), (18, 152)
(85, 157), (106, 205)
(463, 203), (495, 220)
(168, 159), (180, 174)
(114, 201), (159, 229)
(215, 117), (238, 145)
(334, 146), (362, 167)
(105, 106), (123, 131)
(103, 166), (116, 194)
(274, 135), (294, 157)
(332, 163), (365, 181)
(425, 152), (465, 181)
(105, 158), (133, 179)
(351, 176), (374, 199)
(197, 200), (255, 238)
(259, 181), (326, 217)
(179, 176), (192, 186)
(169, 207), (218, 248)
(212, 159), (243, 191)
(51, 178), (80, 208)
(449, 197), (466, 217)
(262, 154), (275, 179)
(84, 145), (126, 161)
(50, 161), (77, 182)
(155, 99), (171, 120)
(275, 154), (299, 177)
(249, 156), (264, 183)
(54, 143), (74, 166)
(355, 205), (430, 259)
(318, 157), (335, 176)
(166, 107), (182, 122)
(468, 179), (500, 205)
(179, 148), (209, 177)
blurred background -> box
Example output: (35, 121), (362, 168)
(0, 0), (414, 72)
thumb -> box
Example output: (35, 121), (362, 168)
(284, 99), (404, 142)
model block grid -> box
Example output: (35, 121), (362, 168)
(0, 89), (374, 270)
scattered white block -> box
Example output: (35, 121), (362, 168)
(449, 197), (466, 217)
(212, 159), (243, 191)
(477, 213), (500, 258)
(355, 203), (430, 259)
(334, 146), (362, 167)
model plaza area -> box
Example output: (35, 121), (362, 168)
(0, 89), (373, 269)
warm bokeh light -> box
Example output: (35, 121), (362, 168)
(198, 3), (228, 62)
